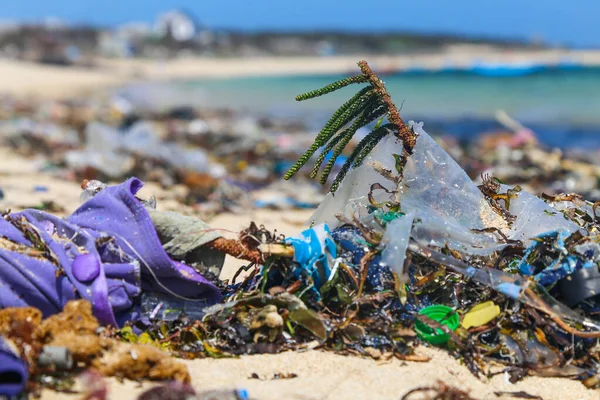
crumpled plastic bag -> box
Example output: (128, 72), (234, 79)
(66, 122), (218, 179)
(65, 122), (134, 178)
(0, 178), (221, 327)
(120, 122), (212, 173)
(311, 121), (580, 255)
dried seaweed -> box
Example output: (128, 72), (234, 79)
(401, 380), (476, 400)
(1, 300), (191, 395)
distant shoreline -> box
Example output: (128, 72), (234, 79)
(3, 49), (600, 98)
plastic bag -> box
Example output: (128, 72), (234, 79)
(312, 121), (580, 254)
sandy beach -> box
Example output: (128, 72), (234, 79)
(1, 55), (599, 400)
(3, 48), (600, 98)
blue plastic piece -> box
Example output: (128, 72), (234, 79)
(517, 230), (597, 286)
(253, 198), (315, 209)
(496, 282), (523, 299)
(285, 224), (337, 289)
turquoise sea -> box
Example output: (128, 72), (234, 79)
(128, 68), (600, 148)
(185, 70), (600, 123)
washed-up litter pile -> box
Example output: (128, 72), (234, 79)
(3, 89), (600, 217)
(157, 126), (599, 388)
(0, 94), (325, 215)
(2, 61), (600, 397)
(175, 63), (599, 390)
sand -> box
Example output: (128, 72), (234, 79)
(0, 56), (599, 399)
(3, 48), (600, 97)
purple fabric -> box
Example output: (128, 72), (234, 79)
(0, 335), (27, 396)
(0, 178), (221, 327)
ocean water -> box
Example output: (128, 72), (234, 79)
(135, 69), (600, 148)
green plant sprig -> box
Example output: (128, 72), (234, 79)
(284, 60), (417, 193)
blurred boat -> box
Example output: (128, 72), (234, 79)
(395, 59), (591, 77)
(470, 61), (544, 77)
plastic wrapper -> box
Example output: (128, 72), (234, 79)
(504, 188), (580, 243)
(312, 122), (505, 253)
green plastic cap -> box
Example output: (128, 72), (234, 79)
(414, 305), (459, 345)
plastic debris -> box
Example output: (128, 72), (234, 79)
(414, 305), (460, 345)
(140, 292), (210, 321)
(0, 178), (220, 326)
(311, 123), (507, 253)
(461, 301), (501, 329)
(517, 229), (595, 286)
(148, 209), (224, 268)
(311, 122), (582, 255)
(380, 213), (414, 280)
(284, 224), (337, 290)
(80, 179), (108, 203)
(268, 116), (600, 385)
(558, 266), (600, 306)
(37, 346), (73, 370)
(0, 335), (28, 396)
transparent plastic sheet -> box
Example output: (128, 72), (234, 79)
(312, 122), (503, 253)
(65, 122), (134, 178)
(121, 122), (212, 173)
(503, 187), (580, 243)
(380, 213), (414, 278)
(311, 121), (580, 254)
(0, 118), (78, 142)
(65, 121), (214, 178)
(140, 292), (211, 321)
(408, 241), (600, 330)
(550, 199), (596, 228)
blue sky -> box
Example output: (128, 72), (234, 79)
(2, 0), (598, 47)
